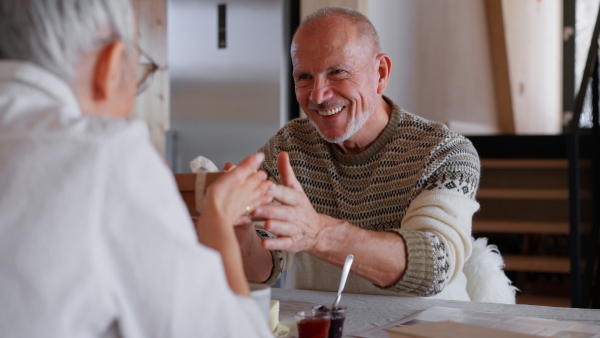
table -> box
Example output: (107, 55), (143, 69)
(271, 288), (600, 337)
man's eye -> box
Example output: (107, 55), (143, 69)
(331, 69), (344, 75)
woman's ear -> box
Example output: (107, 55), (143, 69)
(92, 40), (127, 101)
(376, 53), (392, 95)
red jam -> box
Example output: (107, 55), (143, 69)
(297, 317), (331, 338)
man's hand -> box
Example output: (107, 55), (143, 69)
(253, 152), (327, 254)
(252, 151), (408, 287)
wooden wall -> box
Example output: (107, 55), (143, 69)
(131, 0), (169, 157)
(503, 0), (562, 134)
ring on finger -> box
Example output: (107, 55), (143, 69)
(244, 205), (252, 216)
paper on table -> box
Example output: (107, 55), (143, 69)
(387, 321), (539, 338)
(349, 306), (600, 338)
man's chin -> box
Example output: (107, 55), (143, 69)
(320, 131), (352, 144)
(308, 119), (354, 143)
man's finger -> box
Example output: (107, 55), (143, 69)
(257, 187), (300, 212)
(277, 152), (303, 191)
(262, 236), (295, 252)
(252, 195), (294, 221)
(263, 219), (295, 237)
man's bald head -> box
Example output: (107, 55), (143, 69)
(291, 7), (381, 59)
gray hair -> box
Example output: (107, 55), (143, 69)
(296, 7), (381, 55)
(0, 0), (135, 80)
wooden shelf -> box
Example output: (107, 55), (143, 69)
(516, 295), (571, 308)
(174, 173), (195, 191)
(504, 255), (570, 273)
(175, 173), (198, 218)
(481, 159), (591, 169)
(473, 220), (591, 234)
(474, 156), (595, 304)
(477, 188), (591, 200)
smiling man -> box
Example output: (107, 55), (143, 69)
(238, 7), (481, 300)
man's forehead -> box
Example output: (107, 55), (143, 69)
(295, 17), (355, 46)
(291, 33), (363, 69)
(292, 45), (354, 67)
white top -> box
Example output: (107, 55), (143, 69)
(0, 61), (273, 338)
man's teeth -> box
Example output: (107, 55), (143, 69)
(317, 106), (344, 116)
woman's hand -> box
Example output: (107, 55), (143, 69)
(195, 153), (274, 296)
(200, 153), (274, 227)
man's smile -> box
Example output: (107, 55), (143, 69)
(316, 106), (345, 116)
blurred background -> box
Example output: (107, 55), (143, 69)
(131, 0), (600, 309)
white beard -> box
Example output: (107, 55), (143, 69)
(311, 108), (374, 144)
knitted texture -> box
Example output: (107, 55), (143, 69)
(258, 97), (480, 296)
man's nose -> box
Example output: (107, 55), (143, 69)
(309, 78), (333, 104)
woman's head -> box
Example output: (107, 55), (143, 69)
(0, 0), (135, 81)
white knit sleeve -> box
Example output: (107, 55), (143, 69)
(399, 189), (479, 287)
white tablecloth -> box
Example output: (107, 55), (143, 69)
(272, 288), (600, 337)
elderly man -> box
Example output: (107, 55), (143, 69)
(0, 0), (274, 337)
(240, 7), (480, 301)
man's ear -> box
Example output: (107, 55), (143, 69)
(92, 40), (127, 101)
(376, 53), (392, 95)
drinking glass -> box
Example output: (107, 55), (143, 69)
(312, 305), (347, 338)
(295, 310), (331, 338)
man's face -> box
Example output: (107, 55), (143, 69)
(292, 18), (380, 144)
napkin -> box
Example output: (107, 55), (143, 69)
(189, 156), (219, 214)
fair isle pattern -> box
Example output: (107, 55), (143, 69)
(258, 97), (480, 295)
(425, 231), (451, 296)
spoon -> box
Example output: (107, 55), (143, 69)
(332, 254), (354, 310)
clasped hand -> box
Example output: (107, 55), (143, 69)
(252, 152), (326, 254)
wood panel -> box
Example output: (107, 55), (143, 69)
(175, 173), (197, 218)
(516, 295), (571, 308)
(484, 0), (515, 134)
(474, 220), (591, 235)
(502, 0), (562, 134)
(131, 0), (169, 158)
(480, 159), (591, 169)
(504, 255), (570, 273)
(476, 221), (561, 235)
(474, 157), (593, 306)
(175, 172), (225, 219)
(477, 188), (592, 200)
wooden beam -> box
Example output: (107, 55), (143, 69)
(504, 255), (571, 273)
(480, 159), (592, 169)
(473, 220), (592, 234)
(485, 0), (515, 134)
(131, 0), (169, 158)
(477, 188), (592, 200)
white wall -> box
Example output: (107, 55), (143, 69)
(369, 0), (498, 134)
(503, 0), (562, 134)
(368, 0), (562, 135)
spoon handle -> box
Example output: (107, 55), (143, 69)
(333, 254), (354, 309)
